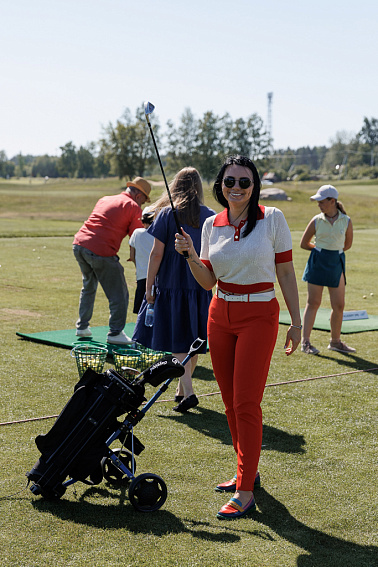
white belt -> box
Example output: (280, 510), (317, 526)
(216, 289), (275, 303)
(315, 246), (343, 254)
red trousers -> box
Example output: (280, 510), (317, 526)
(207, 295), (279, 491)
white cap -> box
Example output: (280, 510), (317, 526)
(310, 185), (338, 201)
(141, 206), (154, 223)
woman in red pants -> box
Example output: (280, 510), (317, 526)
(175, 155), (301, 519)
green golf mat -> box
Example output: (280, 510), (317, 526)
(16, 325), (210, 353)
(16, 323), (138, 355)
(17, 309), (377, 354)
(279, 308), (378, 334)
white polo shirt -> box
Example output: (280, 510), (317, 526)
(200, 206), (293, 293)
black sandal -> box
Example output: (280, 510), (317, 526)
(173, 394), (199, 413)
(174, 395), (184, 403)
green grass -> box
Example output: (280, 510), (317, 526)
(0, 178), (377, 566)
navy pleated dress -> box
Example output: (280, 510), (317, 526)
(132, 205), (215, 354)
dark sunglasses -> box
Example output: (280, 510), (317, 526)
(223, 176), (253, 189)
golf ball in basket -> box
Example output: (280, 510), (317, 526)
(83, 356), (100, 367)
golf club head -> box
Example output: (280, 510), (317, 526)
(144, 101), (155, 116)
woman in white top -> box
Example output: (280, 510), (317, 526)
(300, 184), (355, 355)
(175, 155), (301, 520)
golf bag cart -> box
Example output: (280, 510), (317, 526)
(27, 338), (205, 512)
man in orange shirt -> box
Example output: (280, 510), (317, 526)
(73, 177), (151, 344)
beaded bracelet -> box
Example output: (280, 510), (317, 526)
(289, 324), (302, 330)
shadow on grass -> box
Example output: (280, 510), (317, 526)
(316, 350), (378, 375)
(180, 487), (377, 566)
(262, 424), (306, 454)
(192, 364), (215, 382)
(159, 407), (306, 454)
(251, 487), (377, 567)
(158, 406), (232, 445)
(31, 485), (239, 542)
(33, 485), (376, 564)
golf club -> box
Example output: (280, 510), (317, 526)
(144, 101), (188, 258)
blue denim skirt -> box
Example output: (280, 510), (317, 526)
(302, 248), (346, 288)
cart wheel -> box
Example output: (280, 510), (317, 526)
(101, 449), (135, 485)
(128, 473), (167, 512)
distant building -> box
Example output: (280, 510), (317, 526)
(262, 172), (279, 184)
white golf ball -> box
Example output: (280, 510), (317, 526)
(370, 293), (374, 296)
(363, 295), (367, 299)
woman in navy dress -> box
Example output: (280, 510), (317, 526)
(132, 167), (215, 412)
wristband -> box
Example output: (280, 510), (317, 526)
(289, 324), (302, 330)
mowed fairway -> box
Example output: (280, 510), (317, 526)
(0, 178), (377, 567)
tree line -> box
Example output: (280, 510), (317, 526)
(1, 106), (377, 183)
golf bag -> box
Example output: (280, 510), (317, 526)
(26, 354), (185, 501)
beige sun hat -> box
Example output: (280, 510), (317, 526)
(126, 177), (152, 202)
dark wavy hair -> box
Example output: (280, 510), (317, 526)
(212, 155), (261, 238)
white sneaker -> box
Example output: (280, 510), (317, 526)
(107, 331), (134, 345)
(301, 340), (319, 355)
(328, 341), (356, 353)
(76, 327), (92, 337)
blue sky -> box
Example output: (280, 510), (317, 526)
(1, 0), (377, 158)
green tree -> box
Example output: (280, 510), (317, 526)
(0, 151), (8, 177)
(216, 113), (271, 174)
(77, 146), (94, 178)
(16, 153), (26, 177)
(133, 106), (157, 177)
(163, 108), (270, 181)
(227, 116), (251, 156)
(247, 113), (271, 160)
(94, 140), (111, 177)
(196, 111), (222, 182)
(31, 155), (59, 178)
(5, 160), (15, 178)
(263, 147), (296, 181)
(179, 107), (198, 162)
(359, 117), (378, 165)
(104, 105), (158, 180)
(291, 164), (311, 181)
(105, 109), (136, 179)
(221, 113), (270, 159)
(58, 142), (77, 177)
(165, 107), (198, 173)
(165, 119), (181, 173)
(321, 131), (354, 176)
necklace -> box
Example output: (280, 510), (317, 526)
(229, 204), (249, 226)
(325, 212), (338, 219)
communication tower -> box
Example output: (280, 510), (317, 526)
(267, 92), (273, 139)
